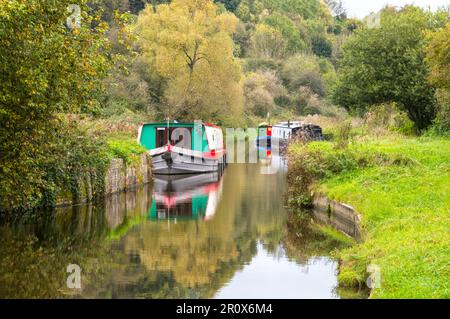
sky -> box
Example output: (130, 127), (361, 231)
(342, 0), (450, 18)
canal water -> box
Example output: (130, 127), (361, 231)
(0, 153), (365, 299)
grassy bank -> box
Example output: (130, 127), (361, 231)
(288, 135), (450, 298)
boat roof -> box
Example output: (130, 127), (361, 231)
(141, 121), (221, 129)
(273, 121), (306, 129)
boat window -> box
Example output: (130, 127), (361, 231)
(156, 128), (167, 148)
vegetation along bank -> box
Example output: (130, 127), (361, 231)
(286, 3), (449, 298)
(288, 125), (450, 298)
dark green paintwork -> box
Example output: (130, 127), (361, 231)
(149, 193), (209, 220)
(140, 122), (209, 152)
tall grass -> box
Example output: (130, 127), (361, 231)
(288, 135), (450, 298)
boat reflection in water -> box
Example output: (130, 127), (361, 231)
(0, 135), (369, 299)
(149, 172), (225, 222)
(256, 139), (287, 174)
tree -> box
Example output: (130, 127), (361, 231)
(280, 54), (327, 97)
(262, 0), (321, 20)
(215, 0), (242, 13)
(244, 70), (286, 116)
(0, 0), (111, 211)
(324, 0), (346, 20)
(249, 24), (287, 59)
(426, 23), (450, 90)
(333, 7), (438, 130)
(426, 23), (450, 132)
(236, 0), (264, 23)
(311, 35), (332, 58)
(136, 0), (244, 122)
(233, 21), (255, 57)
(263, 13), (306, 54)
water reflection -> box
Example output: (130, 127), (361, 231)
(0, 155), (366, 299)
(215, 242), (339, 299)
(150, 173), (224, 221)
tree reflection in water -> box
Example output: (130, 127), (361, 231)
(0, 159), (366, 298)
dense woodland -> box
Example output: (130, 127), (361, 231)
(0, 0), (449, 212)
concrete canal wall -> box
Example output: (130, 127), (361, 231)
(56, 153), (152, 207)
(312, 194), (363, 240)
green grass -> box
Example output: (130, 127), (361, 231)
(289, 136), (450, 298)
(106, 133), (147, 165)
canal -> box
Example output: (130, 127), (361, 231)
(0, 152), (366, 298)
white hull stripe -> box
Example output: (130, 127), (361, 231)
(148, 146), (225, 159)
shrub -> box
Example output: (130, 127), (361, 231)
(244, 71), (287, 117)
(312, 36), (332, 58)
(243, 58), (280, 72)
(433, 89), (450, 134)
(249, 24), (288, 59)
(334, 121), (352, 149)
(364, 103), (416, 136)
(106, 135), (147, 165)
(38, 118), (112, 209)
(280, 54), (326, 97)
(262, 13), (306, 54)
(292, 86), (345, 117)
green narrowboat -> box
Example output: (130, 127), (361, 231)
(138, 121), (227, 175)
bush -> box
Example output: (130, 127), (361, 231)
(262, 13), (306, 54)
(334, 121), (352, 149)
(292, 86), (344, 117)
(38, 118), (112, 210)
(433, 89), (450, 134)
(244, 71), (287, 117)
(249, 24), (288, 59)
(364, 103), (416, 136)
(107, 135), (147, 165)
(243, 58), (280, 72)
(312, 36), (332, 58)
(280, 54), (326, 97)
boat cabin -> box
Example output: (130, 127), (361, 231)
(272, 121), (324, 142)
(138, 121), (227, 175)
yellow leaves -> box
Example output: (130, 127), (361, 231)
(135, 0), (244, 120)
(214, 12), (239, 34)
(255, 23), (278, 36)
(250, 24), (287, 59)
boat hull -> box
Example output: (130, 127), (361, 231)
(153, 173), (221, 193)
(151, 148), (226, 175)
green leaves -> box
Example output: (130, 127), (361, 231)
(426, 23), (450, 90)
(332, 6), (443, 130)
(107, 135), (146, 165)
(0, 0), (113, 212)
